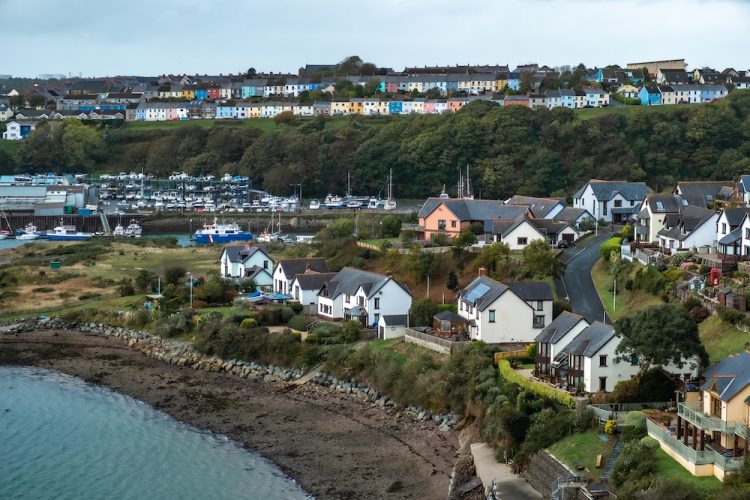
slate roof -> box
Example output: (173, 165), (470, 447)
(246, 265), (272, 280)
(535, 311), (588, 343)
(719, 226), (742, 245)
(645, 194), (686, 213)
(434, 310), (468, 322)
(381, 314), (408, 326)
(701, 351), (750, 402)
(677, 181), (733, 203)
(554, 207), (592, 224)
(322, 267), (408, 300)
(418, 198), (528, 222)
(526, 218), (576, 236)
(222, 245), (267, 263)
(505, 195), (566, 218)
(657, 206), (718, 241)
(721, 208), (750, 227)
(505, 281), (553, 301)
(292, 272), (337, 291)
(574, 180), (651, 202)
(563, 322), (617, 357)
(460, 276), (510, 312)
(277, 258), (329, 280)
(738, 175), (750, 193)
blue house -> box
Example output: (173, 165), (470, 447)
(194, 89), (208, 101)
(559, 89), (576, 108)
(309, 82), (320, 91)
(215, 106), (235, 119)
(388, 101), (403, 114)
(507, 72), (521, 91)
(639, 86), (661, 106)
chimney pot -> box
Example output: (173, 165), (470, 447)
(478, 267), (487, 277)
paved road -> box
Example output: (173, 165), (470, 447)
(556, 233), (612, 324)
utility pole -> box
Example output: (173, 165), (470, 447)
(613, 277), (616, 312)
(427, 275), (430, 298)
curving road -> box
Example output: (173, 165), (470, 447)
(555, 233), (612, 324)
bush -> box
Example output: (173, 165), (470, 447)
(287, 315), (309, 332)
(279, 307), (295, 324)
(290, 302), (303, 313)
(689, 306), (710, 323)
(718, 305), (746, 326)
(633, 266), (669, 294)
(119, 283), (135, 297)
(600, 237), (622, 261)
(604, 419), (617, 435)
(240, 318), (258, 329)
(640, 436), (660, 450)
(498, 360), (574, 408)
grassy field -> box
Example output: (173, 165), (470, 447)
(365, 338), (446, 365)
(575, 103), (695, 121)
(652, 448), (723, 496)
(591, 259), (662, 321)
(547, 430), (616, 481)
(698, 315), (750, 362)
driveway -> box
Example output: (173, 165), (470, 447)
(555, 233), (612, 324)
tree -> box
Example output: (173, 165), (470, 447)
(446, 269), (458, 290)
(475, 242), (511, 278)
(409, 298), (437, 327)
(273, 111), (297, 126)
(453, 228), (477, 248)
(522, 239), (565, 278)
(164, 266), (187, 286)
(615, 304), (709, 373)
(61, 119), (105, 171)
(380, 215), (402, 238)
(135, 269), (158, 293)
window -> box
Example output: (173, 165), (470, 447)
(488, 310), (495, 323)
(722, 223), (727, 234)
(345, 294), (351, 303)
(263, 260), (269, 270)
(599, 377), (607, 392)
(603, 201), (608, 216)
(599, 355), (608, 367)
(374, 313), (379, 324)
(451, 220), (457, 228)
(614, 200), (622, 208)
(438, 220), (446, 231)
(630, 354), (638, 366)
(517, 237), (528, 246)
(536, 300), (544, 311)
(358, 296), (364, 307)
(533, 315), (545, 328)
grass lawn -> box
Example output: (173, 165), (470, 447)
(575, 104), (693, 121)
(591, 259), (662, 321)
(547, 430), (616, 481)
(360, 238), (399, 247)
(652, 449), (723, 496)
(699, 315), (750, 362)
(364, 338), (446, 365)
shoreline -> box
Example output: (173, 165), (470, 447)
(0, 329), (458, 499)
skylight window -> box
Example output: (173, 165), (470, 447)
(465, 283), (491, 302)
(656, 202), (664, 212)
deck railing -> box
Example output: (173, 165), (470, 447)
(678, 403), (750, 441)
(647, 420), (715, 465)
(588, 402), (671, 425)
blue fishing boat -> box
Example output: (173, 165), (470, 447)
(194, 218), (253, 244)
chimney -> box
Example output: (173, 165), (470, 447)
(478, 267), (487, 277)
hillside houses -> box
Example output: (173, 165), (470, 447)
(573, 180), (651, 223)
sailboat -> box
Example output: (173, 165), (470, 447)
(257, 211), (281, 242)
(457, 165), (474, 200)
(384, 169), (397, 210)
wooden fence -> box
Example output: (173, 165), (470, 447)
(404, 328), (470, 355)
(494, 350), (529, 363)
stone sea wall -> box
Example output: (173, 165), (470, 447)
(2, 319), (458, 431)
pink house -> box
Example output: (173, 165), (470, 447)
(166, 107), (180, 120)
(423, 100), (437, 114)
(447, 99), (466, 112)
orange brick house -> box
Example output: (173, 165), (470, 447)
(417, 198), (528, 240)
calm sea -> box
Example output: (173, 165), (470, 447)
(0, 233), (195, 252)
(0, 366), (309, 500)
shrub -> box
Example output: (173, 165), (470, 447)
(191, 299), (207, 309)
(633, 266), (669, 294)
(525, 343), (536, 358)
(240, 318), (258, 329)
(718, 305), (746, 326)
(290, 302), (303, 313)
(604, 419), (617, 435)
(599, 237), (622, 261)
(279, 307), (295, 324)
(119, 284), (135, 297)
(636, 368), (678, 402)
(689, 306), (710, 323)
(164, 266), (187, 286)
(640, 436), (660, 450)
(498, 360), (574, 408)
(287, 315), (309, 332)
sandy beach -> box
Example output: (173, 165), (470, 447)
(0, 330), (459, 499)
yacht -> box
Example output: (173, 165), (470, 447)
(16, 223), (46, 240)
(324, 194), (344, 209)
(113, 223), (125, 237)
(124, 220), (142, 237)
(309, 199), (321, 210)
(384, 169), (397, 210)
(194, 218), (253, 244)
(346, 200), (363, 209)
(367, 197), (379, 210)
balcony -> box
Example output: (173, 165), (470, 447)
(678, 403), (750, 439)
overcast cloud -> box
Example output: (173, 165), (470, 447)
(1, 0), (749, 77)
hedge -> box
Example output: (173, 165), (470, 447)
(498, 360), (575, 408)
(600, 236), (623, 261)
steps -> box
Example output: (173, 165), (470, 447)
(599, 438), (622, 481)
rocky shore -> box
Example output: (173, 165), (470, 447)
(0, 320), (460, 499)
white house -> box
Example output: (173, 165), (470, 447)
(317, 267), (412, 328)
(534, 311), (590, 377)
(504, 195), (566, 219)
(272, 258), (329, 296)
(488, 218), (578, 250)
(0, 104), (13, 121)
(289, 272), (336, 314)
(573, 180), (651, 223)
(219, 245), (274, 289)
(561, 321), (701, 393)
(635, 194), (689, 243)
(457, 274), (553, 344)
(377, 314), (408, 340)
(716, 208), (750, 251)
(553, 207), (595, 229)
(657, 206), (719, 252)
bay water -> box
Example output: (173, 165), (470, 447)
(0, 366), (308, 500)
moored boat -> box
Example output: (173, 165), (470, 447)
(194, 217), (253, 244)
(47, 220), (93, 241)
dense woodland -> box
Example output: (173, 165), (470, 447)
(2, 90), (750, 199)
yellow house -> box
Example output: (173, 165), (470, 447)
(647, 351), (750, 482)
(249, 103), (262, 118)
(376, 100), (389, 115)
(496, 74), (509, 90)
(350, 98), (365, 115)
(330, 100), (352, 115)
(182, 88), (195, 100)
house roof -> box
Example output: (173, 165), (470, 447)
(574, 180), (651, 202)
(505, 195), (566, 218)
(701, 351), (750, 402)
(535, 311), (588, 343)
(645, 194), (687, 214)
(322, 267), (409, 300)
(676, 181), (733, 203)
(418, 198), (527, 222)
(434, 310), (468, 323)
(554, 207), (592, 224)
(719, 226), (742, 245)
(563, 322), (617, 357)
(721, 208), (750, 227)
(460, 275), (511, 312)
(292, 272), (337, 291)
(505, 281), (553, 301)
(381, 314), (408, 326)
(277, 258), (329, 280)
(657, 206), (717, 241)
(246, 265), (272, 280)
(526, 218), (577, 237)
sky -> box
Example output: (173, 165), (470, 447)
(2, 0), (749, 78)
